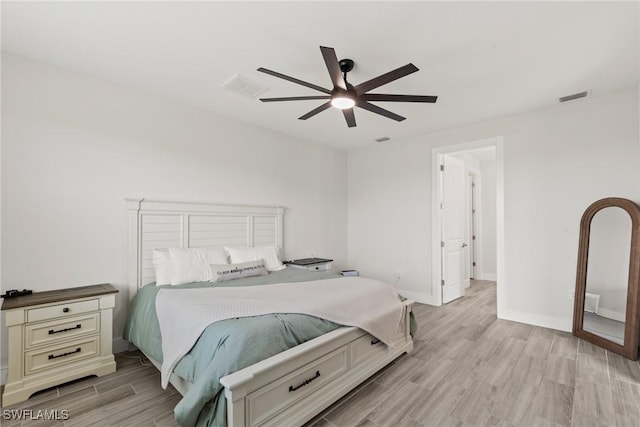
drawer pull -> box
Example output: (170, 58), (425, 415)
(371, 339), (381, 345)
(62, 307), (70, 313)
(48, 324), (81, 335)
(288, 370), (320, 392)
(48, 347), (81, 360)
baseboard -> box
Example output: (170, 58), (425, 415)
(498, 308), (572, 332)
(395, 288), (439, 306)
(481, 273), (497, 281)
(595, 307), (626, 323)
(112, 337), (130, 354)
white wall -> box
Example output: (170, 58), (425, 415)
(348, 87), (639, 330)
(1, 54), (348, 366)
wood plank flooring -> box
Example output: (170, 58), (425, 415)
(2, 280), (639, 426)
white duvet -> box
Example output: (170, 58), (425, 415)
(155, 277), (406, 387)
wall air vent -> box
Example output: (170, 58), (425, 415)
(375, 136), (390, 143)
(559, 90), (590, 103)
(221, 74), (269, 99)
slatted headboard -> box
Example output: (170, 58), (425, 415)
(126, 199), (284, 299)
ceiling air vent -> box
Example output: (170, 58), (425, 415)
(375, 136), (390, 143)
(221, 74), (269, 99)
(559, 90), (590, 103)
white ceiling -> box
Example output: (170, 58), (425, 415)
(2, 1), (638, 150)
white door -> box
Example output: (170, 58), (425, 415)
(441, 154), (467, 303)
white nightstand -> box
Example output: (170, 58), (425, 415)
(2, 284), (118, 406)
(286, 258), (333, 272)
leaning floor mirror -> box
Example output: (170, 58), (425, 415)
(573, 197), (640, 360)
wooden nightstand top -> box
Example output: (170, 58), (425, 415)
(1, 283), (118, 310)
(284, 258), (333, 266)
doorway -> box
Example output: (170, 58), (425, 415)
(431, 137), (504, 311)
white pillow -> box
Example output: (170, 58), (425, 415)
(225, 245), (285, 272)
(168, 247), (229, 286)
(152, 249), (173, 286)
(209, 259), (268, 283)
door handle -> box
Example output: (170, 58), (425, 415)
(462, 243), (468, 248)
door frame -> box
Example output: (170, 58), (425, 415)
(431, 137), (505, 315)
(467, 168), (481, 282)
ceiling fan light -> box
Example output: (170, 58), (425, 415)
(331, 96), (355, 110)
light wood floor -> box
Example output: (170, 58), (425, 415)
(3, 280), (640, 426)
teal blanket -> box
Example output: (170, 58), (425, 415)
(124, 269), (343, 427)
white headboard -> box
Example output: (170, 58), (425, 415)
(127, 199), (284, 299)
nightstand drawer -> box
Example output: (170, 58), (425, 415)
(27, 299), (99, 323)
(288, 263), (331, 271)
(25, 313), (100, 349)
(25, 336), (100, 376)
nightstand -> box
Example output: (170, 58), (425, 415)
(1, 284), (118, 406)
(285, 258), (333, 272)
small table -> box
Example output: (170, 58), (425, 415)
(2, 284), (118, 406)
(285, 258), (333, 272)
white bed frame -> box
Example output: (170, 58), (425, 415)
(127, 199), (414, 427)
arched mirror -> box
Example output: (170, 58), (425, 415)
(573, 197), (640, 360)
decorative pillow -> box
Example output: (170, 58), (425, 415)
(168, 247), (229, 286)
(153, 249), (173, 286)
(209, 259), (268, 283)
(225, 245), (285, 272)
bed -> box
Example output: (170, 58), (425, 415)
(124, 199), (414, 427)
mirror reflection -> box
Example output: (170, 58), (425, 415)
(584, 207), (631, 345)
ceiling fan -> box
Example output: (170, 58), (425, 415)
(257, 46), (437, 128)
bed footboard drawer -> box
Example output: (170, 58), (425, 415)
(247, 346), (348, 426)
(349, 333), (388, 367)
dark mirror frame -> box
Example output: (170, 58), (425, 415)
(573, 197), (640, 360)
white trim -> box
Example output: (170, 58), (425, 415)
(595, 307), (626, 323)
(500, 309), (572, 332)
(432, 137), (504, 311)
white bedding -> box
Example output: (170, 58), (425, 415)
(155, 276), (406, 387)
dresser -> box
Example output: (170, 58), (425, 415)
(2, 284), (118, 406)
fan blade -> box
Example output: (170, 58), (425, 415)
(342, 108), (356, 128)
(320, 46), (347, 90)
(299, 102), (332, 120)
(260, 96), (330, 102)
(355, 64), (419, 95)
(257, 67), (332, 94)
(363, 94), (437, 103)
(356, 100), (406, 122)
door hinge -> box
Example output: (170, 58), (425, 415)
(440, 164), (444, 171)
(440, 202), (443, 209)
(473, 262), (476, 267)
(441, 241), (445, 248)
(472, 235), (476, 240)
(472, 209), (476, 214)
(441, 279), (445, 286)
